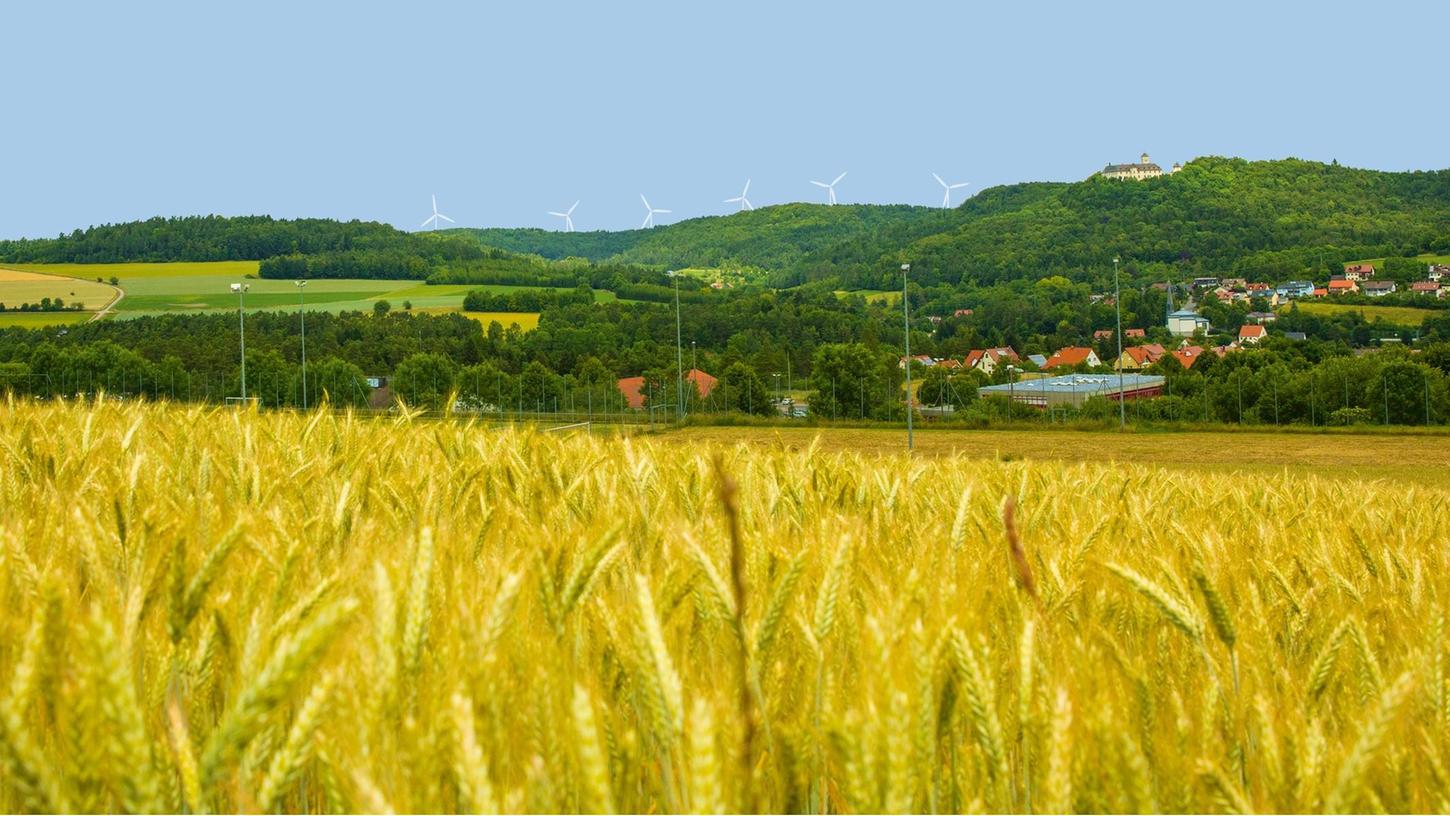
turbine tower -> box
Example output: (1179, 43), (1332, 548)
(548, 200), (579, 232)
(724, 179), (753, 211)
(932, 173), (969, 208)
(420, 194), (454, 231)
(810, 171), (847, 205)
(640, 194), (671, 229)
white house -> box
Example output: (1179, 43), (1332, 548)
(1167, 309), (1210, 338)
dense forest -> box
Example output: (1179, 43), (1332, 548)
(0, 215), (488, 264)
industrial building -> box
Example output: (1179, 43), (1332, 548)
(979, 373), (1165, 408)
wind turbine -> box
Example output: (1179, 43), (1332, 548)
(640, 194), (671, 229)
(420, 194), (454, 231)
(548, 200), (579, 232)
(810, 171), (847, 205)
(724, 179), (753, 212)
(933, 173), (969, 208)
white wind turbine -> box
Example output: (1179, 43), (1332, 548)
(640, 194), (671, 229)
(548, 200), (579, 232)
(420, 194), (454, 231)
(810, 171), (847, 205)
(933, 173), (969, 208)
(724, 179), (753, 211)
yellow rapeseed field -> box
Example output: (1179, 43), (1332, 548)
(1, 398), (1449, 813)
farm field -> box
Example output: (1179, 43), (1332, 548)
(417, 306), (542, 330)
(1286, 300), (1442, 325)
(3, 262), (596, 323)
(834, 288), (901, 305)
(673, 425), (1450, 485)
(0, 267), (115, 309)
(1, 399), (1447, 813)
(0, 310), (94, 329)
(1343, 252), (1450, 269)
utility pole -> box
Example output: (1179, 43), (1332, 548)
(295, 280), (308, 409)
(902, 263), (913, 450)
(1113, 257), (1125, 430)
(669, 270), (684, 422)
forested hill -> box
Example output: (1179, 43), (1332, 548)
(0, 215), (485, 264)
(455, 203), (946, 274)
(835, 157), (1450, 290)
(460, 158), (1450, 289)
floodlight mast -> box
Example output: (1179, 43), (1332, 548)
(231, 283), (250, 401)
(902, 262), (913, 451)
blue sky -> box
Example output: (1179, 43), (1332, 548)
(3, 0), (1446, 238)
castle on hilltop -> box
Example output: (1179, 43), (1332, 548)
(1098, 153), (1182, 181)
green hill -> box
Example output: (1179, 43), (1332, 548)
(458, 158), (1450, 290)
(849, 157), (1450, 290)
(456, 203), (946, 281)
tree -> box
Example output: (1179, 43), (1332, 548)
(456, 361), (514, 412)
(1368, 360), (1431, 425)
(374, 300), (391, 316)
(720, 362), (772, 415)
(391, 352), (457, 411)
(519, 360), (561, 412)
(305, 357), (370, 408)
(810, 343), (889, 419)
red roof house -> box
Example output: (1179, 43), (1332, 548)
(1238, 324), (1267, 344)
(1043, 346), (1101, 370)
(617, 369), (717, 410)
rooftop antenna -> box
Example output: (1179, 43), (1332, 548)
(547, 200), (579, 232)
(932, 173), (969, 208)
(810, 171), (847, 205)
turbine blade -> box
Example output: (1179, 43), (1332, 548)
(724, 196), (741, 203)
(933, 172), (947, 188)
(832, 171), (847, 185)
(742, 179), (751, 195)
(951, 182), (969, 189)
(421, 216), (434, 228)
(655, 209), (671, 214)
(438, 214), (455, 223)
(640, 193), (650, 209)
(548, 212), (567, 217)
(810, 181), (829, 188)
(568, 200), (579, 214)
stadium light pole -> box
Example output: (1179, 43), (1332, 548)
(668, 270), (684, 422)
(1113, 257), (1126, 430)
(231, 283), (249, 401)
(295, 280), (309, 410)
(902, 263), (913, 451)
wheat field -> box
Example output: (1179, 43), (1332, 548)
(1, 399), (1448, 814)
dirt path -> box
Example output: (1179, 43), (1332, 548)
(90, 282), (124, 321)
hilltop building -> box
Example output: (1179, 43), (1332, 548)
(1098, 153), (1181, 181)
